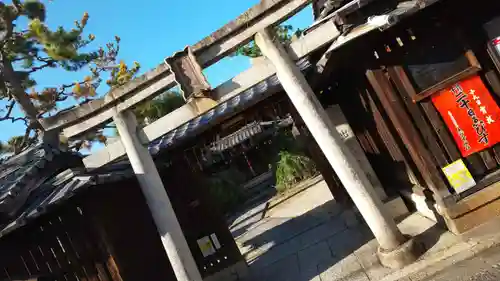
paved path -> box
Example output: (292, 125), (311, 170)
(228, 179), (493, 281)
(229, 180), (345, 267)
(231, 181), (458, 281)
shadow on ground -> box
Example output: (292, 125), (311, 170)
(228, 176), (324, 240)
(232, 197), (450, 281)
(228, 192), (275, 239)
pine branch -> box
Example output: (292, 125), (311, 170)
(0, 101), (15, 121)
(0, 100), (29, 125)
(0, 4), (140, 153)
(11, 0), (23, 17)
(19, 123), (35, 152)
(12, 55), (30, 62)
(1, 53), (40, 126)
(28, 60), (56, 73)
(10, 116), (29, 125)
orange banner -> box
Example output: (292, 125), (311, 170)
(432, 75), (500, 157)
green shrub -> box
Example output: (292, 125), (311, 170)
(275, 150), (317, 193)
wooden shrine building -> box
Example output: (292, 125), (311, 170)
(3, 0), (500, 280)
(311, 0), (500, 233)
(0, 145), (245, 281)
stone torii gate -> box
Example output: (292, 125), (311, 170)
(35, 0), (438, 279)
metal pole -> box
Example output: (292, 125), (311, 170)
(113, 110), (202, 281)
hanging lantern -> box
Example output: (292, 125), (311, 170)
(484, 17), (500, 70)
(491, 37), (500, 59)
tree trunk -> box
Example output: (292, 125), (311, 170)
(1, 56), (41, 126)
(0, 54), (60, 151)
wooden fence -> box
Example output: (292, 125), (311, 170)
(0, 201), (115, 281)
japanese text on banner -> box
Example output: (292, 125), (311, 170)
(432, 75), (500, 157)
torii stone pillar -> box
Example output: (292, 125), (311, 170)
(113, 110), (202, 281)
(255, 28), (418, 268)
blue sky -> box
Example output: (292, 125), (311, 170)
(0, 0), (313, 144)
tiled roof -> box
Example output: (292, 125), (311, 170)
(208, 116), (294, 153)
(0, 147), (47, 202)
(0, 145), (82, 229)
(209, 122), (264, 152)
(0, 0), (439, 239)
(0, 59), (311, 239)
(0, 165), (133, 239)
(148, 58), (312, 154)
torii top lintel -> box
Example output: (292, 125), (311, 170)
(38, 0), (313, 133)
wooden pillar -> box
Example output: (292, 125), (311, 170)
(366, 69), (452, 207)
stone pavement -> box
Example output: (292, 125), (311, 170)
(229, 179), (500, 281)
(392, 216), (500, 281)
(418, 244), (500, 281)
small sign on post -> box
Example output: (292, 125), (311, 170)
(442, 159), (476, 194)
(196, 236), (216, 257)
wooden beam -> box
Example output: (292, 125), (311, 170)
(193, 0), (306, 52)
(366, 69), (451, 200)
(63, 75), (177, 138)
(138, 106), (197, 144)
(38, 0), (312, 133)
(82, 19), (340, 169)
(39, 65), (173, 132)
(83, 105), (196, 169)
(66, 18), (338, 141)
(212, 19), (339, 102)
(195, 0), (314, 67)
(387, 66), (449, 167)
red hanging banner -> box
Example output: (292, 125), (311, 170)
(432, 75), (500, 157)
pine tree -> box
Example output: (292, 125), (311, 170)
(112, 91), (186, 136)
(135, 92), (185, 124)
(0, 0), (140, 153)
(235, 25), (303, 58)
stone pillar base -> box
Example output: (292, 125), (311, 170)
(377, 237), (420, 269)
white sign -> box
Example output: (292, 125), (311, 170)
(210, 233), (221, 249)
(442, 159), (476, 193)
(197, 236), (216, 257)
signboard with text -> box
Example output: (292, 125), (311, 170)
(432, 75), (500, 157)
(442, 159), (476, 193)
